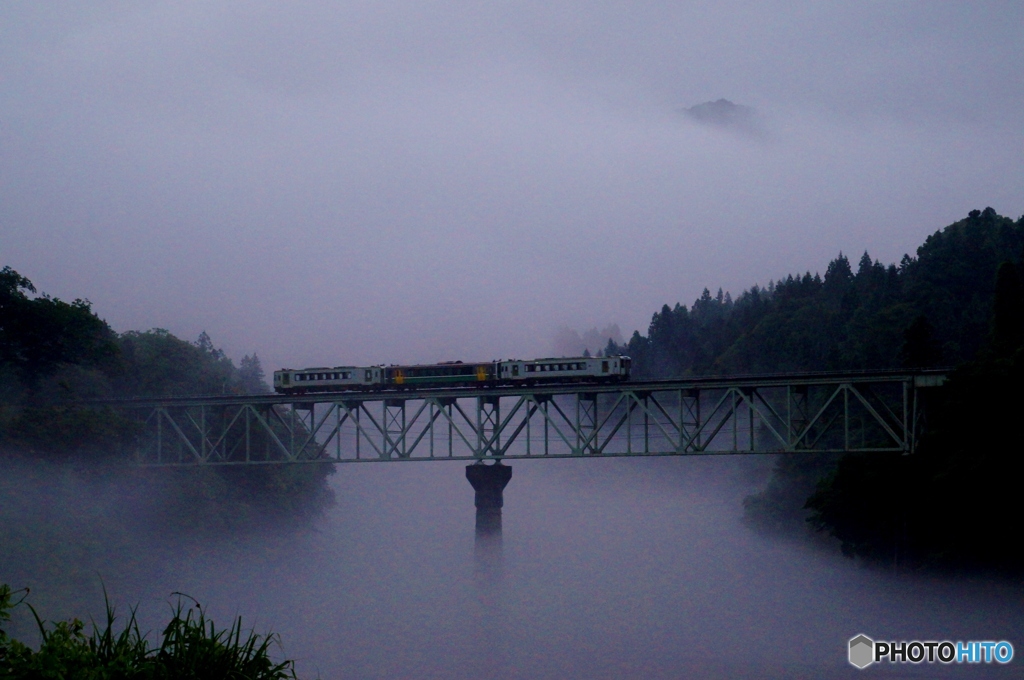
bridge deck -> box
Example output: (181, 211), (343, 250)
(97, 369), (946, 466)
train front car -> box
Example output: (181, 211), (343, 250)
(499, 355), (631, 384)
(385, 361), (496, 389)
(274, 366), (383, 394)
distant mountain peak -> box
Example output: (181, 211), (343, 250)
(682, 98), (756, 128)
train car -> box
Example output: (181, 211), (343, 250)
(274, 355), (631, 394)
(274, 366), (382, 393)
(385, 361), (495, 388)
(498, 356), (631, 383)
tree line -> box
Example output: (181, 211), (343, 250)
(602, 207), (1024, 571)
(0, 270), (333, 530)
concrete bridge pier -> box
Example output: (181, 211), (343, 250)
(466, 462), (512, 539)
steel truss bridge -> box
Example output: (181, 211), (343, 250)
(103, 370), (946, 467)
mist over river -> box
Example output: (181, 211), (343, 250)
(2, 455), (1021, 678)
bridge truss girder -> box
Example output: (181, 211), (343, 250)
(120, 372), (940, 466)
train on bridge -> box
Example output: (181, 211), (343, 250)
(273, 356), (632, 394)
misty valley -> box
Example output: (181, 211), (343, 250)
(2, 208), (1023, 677)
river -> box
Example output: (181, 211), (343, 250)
(2, 455), (1021, 678)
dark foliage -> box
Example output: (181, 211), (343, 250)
(807, 352), (1024, 571)
(0, 267), (119, 388)
(0, 583), (297, 679)
(615, 209), (1024, 570)
(616, 209), (1024, 378)
(900, 315), (941, 368)
(0, 268), (333, 534)
(991, 261), (1024, 355)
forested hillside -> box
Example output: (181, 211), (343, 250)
(0, 268), (333, 530)
(605, 207), (1024, 571)
(612, 207), (1021, 377)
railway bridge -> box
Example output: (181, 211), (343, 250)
(103, 369), (945, 466)
(97, 369), (946, 536)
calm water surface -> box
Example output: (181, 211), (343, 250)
(5, 456), (1022, 678)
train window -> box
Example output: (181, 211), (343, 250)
(602, 361), (609, 373)
(365, 370), (372, 381)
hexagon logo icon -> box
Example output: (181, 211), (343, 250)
(849, 634), (875, 669)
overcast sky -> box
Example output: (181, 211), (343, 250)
(3, 2), (1022, 369)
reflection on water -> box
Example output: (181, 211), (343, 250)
(2, 456), (1022, 678)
